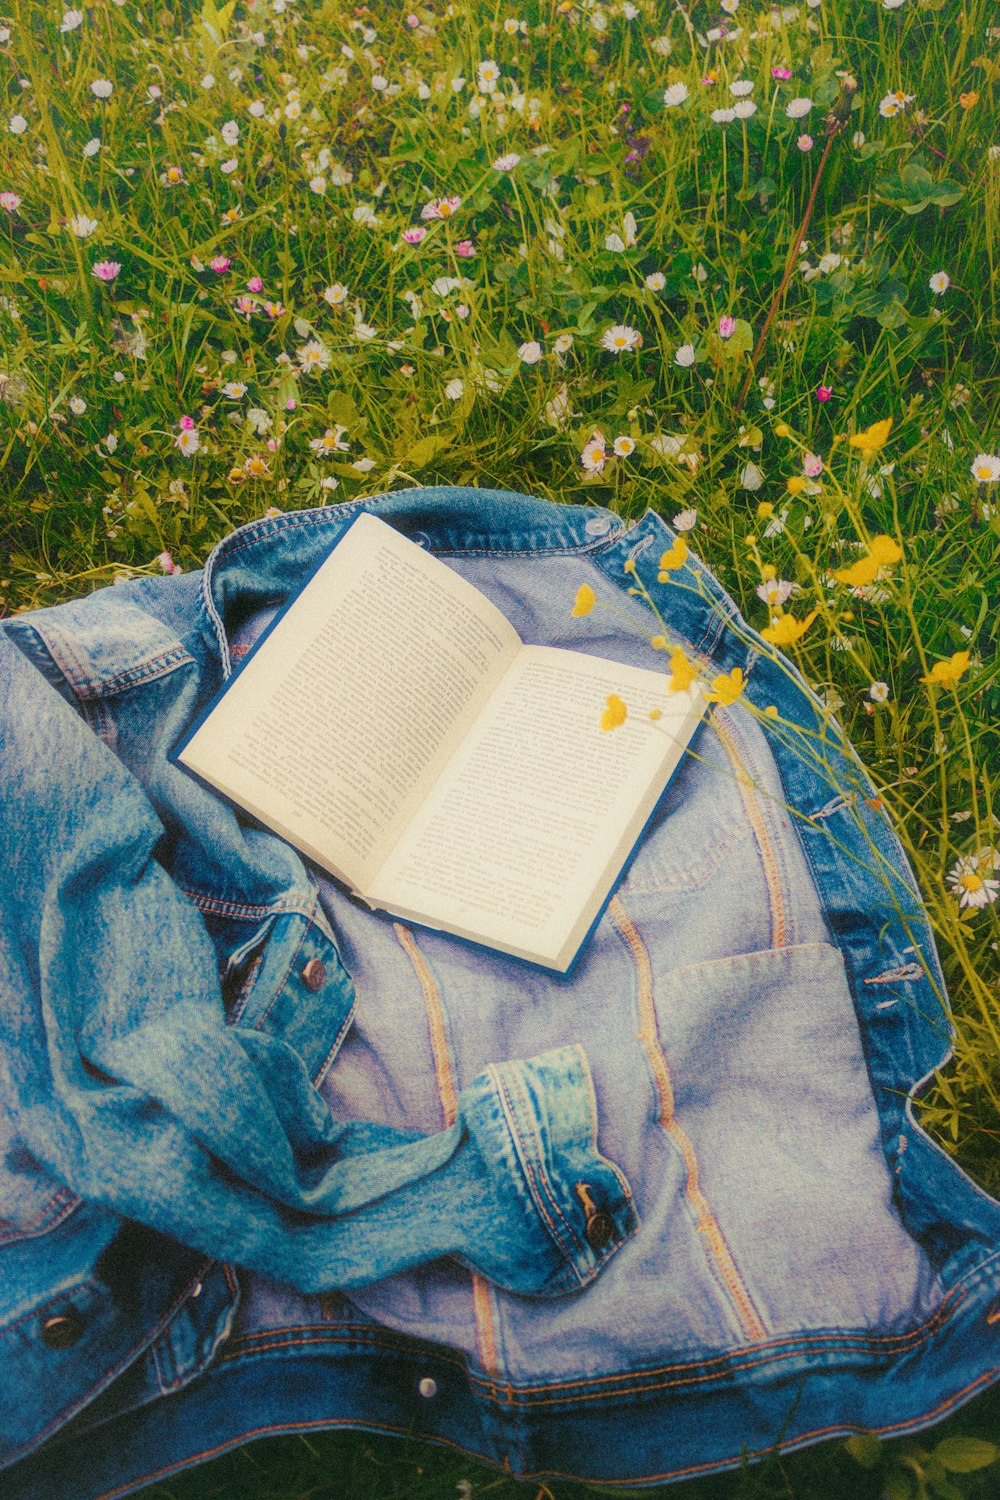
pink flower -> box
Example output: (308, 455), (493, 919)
(420, 195), (461, 220)
(406, 11), (420, 24)
(718, 315), (736, 338)
(178, 414), (196, 430)
(0, 191), (21, 213)
(402, 225), (427, 244)
(209, 254), (231, 273)
(816, 385), (832, 402)
(803, 451), (823, 477)
(91, 259), (121, 282)
(772, 66), (793, 80)
(285, 397), (296, 410)
(455, 239), (475, 258)
(797, 133), (814, 151)
(157, 550), (181, 574)
(263, 299), (284, 318)
(234, 295), (258, 317)
(246, 275), (263, 292)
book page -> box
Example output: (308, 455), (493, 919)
(369, 645), (704, 967)
(178, 515), (521, 890)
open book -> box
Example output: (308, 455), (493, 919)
(176, 514), (705, 972)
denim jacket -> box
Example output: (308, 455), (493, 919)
(2, 487), (999, 1500)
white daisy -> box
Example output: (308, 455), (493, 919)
(581, 431), (609, 473)
(970, 453), (1000, 483)
(297, 339), (331, 374)
(601, 324), (641, 353)
(948, 854), (1000, 909)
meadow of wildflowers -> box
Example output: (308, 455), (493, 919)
(1, 0), (999, 1491)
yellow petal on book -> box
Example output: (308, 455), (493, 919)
(600, 693), (628, 731)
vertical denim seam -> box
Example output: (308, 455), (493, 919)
(608, 894), (769, 1345)
(391, 924), (502, 1378)
(32, 624), (95, 699)
(393, 925), (459, 1124)
(710, 711), (788, 950)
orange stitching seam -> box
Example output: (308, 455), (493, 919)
(393, 923), (499, 1376)
(609, 896), (768, 1345)
(711, 713), (787, 949)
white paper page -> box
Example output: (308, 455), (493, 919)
(178, 515), (521, 890)
(370, 645), (703, 965)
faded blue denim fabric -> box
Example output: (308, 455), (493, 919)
(2, 486), (1000, 1500)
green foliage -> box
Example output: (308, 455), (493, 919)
(876, 162), (965, 215)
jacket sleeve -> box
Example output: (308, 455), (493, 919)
(0, 631), (635, 1295)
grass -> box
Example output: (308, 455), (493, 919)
(1, 0), (999, 1493)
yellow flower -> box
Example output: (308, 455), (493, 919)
(920, 650), (971, 688)
(650, 634), (668, 650)
(774, 422), (793, 438)
(667, 646), (697, 692)
(756, 502), (774, 519)
(761, 608), (819, 646)
(834, 556), (879, 588)
(601, 693), (628, 731)
(657, 536), (688, 578)
(649, 708), (662, 721)
(764, 705), (779, 718)
(833, 534), (903, 588)
(786, 476), (807, 496)
(848, 417), (892, 460)
(868, 534), (903, 566)
(959, 90), (979, 110)
(705, 666), (745, 706)
(572, 582), (596, 616)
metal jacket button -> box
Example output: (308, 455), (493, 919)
(41, 1312), (84, 1349)
(301, 957), (326, 990)
(584, 1212), (615, 1252)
